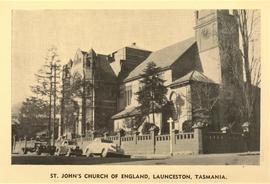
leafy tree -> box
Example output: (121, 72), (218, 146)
(191, 82), (220, 130)
(141, 122), (159, 135)
(136, 62), (168, 126)
(178, 80), (220, 131)
(182, 119), (193, 132)
(18, 97), (49, 138)
(122, 115), (145, 133)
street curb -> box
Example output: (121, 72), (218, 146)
(131, 154), (170, 159)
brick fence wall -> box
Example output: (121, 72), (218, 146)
(203, 132), (245, 153)
(155, 134), (170, 154)
(173, 132), (198, 154)
(13, 127), (259, 155)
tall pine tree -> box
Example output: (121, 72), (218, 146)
(136, 62), (168, 125)
(29, 47), (61, 141)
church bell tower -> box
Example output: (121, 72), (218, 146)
(194, 10), (242, 85)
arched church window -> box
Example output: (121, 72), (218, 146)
(169, 92), (178, 120)
(169, 91), (185, 120)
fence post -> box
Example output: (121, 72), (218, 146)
(117, 131), (122, 147)
(12, 135), (16, 153)
(24, 136), (27, 151)
(103, 132), (109, 140)
(133, 131), (139, 154)
(193, 125), (204, 154)
(150, 129), (156, 154)
(90, 132), (94, 141)
(172, 129), (177, 154)
(167, 117), (175, 156)
(133, 131), (139, 145)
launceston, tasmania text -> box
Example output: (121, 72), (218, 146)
(152, 174), (192, 180)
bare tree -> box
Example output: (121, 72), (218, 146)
(230, 10), (260, 125)
(205, 10), (261, 131)
(233, 10), (261, 87)
(30, 47), (62, 143)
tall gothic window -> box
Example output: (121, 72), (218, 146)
(125, 85), (132, 106)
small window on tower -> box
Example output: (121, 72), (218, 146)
(86, 59), (91, 67)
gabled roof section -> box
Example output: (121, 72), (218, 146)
(75, 48), (85, 55)
(169, 70), (216, 88)
(88, 48), (96, 56)
(95, 54), (117, 82)
(124, 37), (196, 82)
(81, 51), (88, 55)
(111, 106), (140, 120)
(112, 103), (162, 120)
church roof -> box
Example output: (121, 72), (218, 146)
(112, 103), (162, 120)
(111, 106), (140, 120)
(124, 37), (196, 82)
(81, 50), (88, 55)
(169, 70), (216, 88)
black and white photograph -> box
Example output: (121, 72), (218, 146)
(1, 2), (268, 182)
(11, 9), (261, 166)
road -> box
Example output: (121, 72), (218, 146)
(12, 154), (144, 165)
(12, 152), (259, 165)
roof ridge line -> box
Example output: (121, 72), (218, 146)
(154, 37), (195, 53)
(190, 70), (196, 81)
(124, 37), (196, 83)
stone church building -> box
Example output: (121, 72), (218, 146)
(60, 10), (245, 138)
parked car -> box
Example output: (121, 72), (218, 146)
(55, 140), (82, 157)
(21, 141), (56, 155)
(84, 138), (124, 157)
(35, 142), (56, 155)
(21, 143), (37, 154)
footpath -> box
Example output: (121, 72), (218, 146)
(131, 151), (260, 159)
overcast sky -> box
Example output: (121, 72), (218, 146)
(12, 10), (195, 108)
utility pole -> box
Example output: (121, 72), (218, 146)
(48, 64), (53, 146)
(92, 64), (95, 132)
(52, 64), (57, 146)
